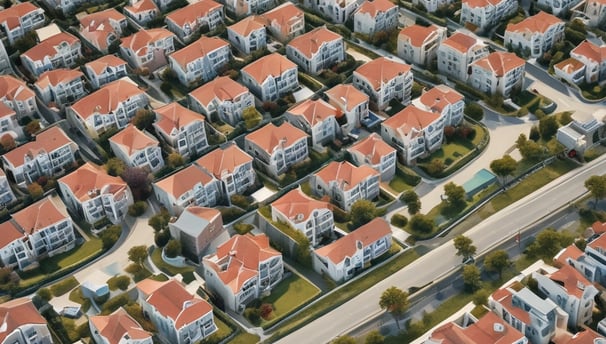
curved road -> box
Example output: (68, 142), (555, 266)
(276, 154), (606, 344)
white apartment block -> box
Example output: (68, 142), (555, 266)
(353, 56), (413, 110)
(227, 16), (266, 55)
(41, 0), (85, 15)
(83, 55), (129, 90)
(109, 125), (164, 173)
(469, 51), (526, 97)
(585, 0), (606, 27)
(34, 68), (86, 106)
(89, 308), (152, 344)
(241, 53), (299, 102)
(354, 0), (398, 36)
(398, 24), (446, 66)
(413, 0), (453, 12)
(504, 11), (565, 58)
(570, 40), (606, 84)
(165, 0), (225, 42)
(21, 32), (82, 78)
(153, 102), (208, 158)
(195, 143), (256, 197)
(0, 170), (16, 206)
(79, 8), (128, 53)
(286, 26), (345, 75)
(168, 36), (231, 87)
(537, 0), (582, 16)
(0, 298), (53, 344)
(189, 76), (254, 127)
(438, 31), (489, 81)
(0, 103), (21, 142)
(120, 28), (175, 71)
(0, 3), (45, 45)
(262, 2), (305, 43)
(0, 221), (33, 271)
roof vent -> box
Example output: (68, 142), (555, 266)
(493, 323), (504, 333)
(229, 250), (237, 256)
(577, 281), (585, 290)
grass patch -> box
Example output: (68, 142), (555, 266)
(230, 332), (260, 344)
(150, 247), (195, 276)
(470, 305), (489, 318)
(68, 287), (91, 313)
(201, 316), (234, 344)
(388, 174), (413, 193)
(50, 277), (79, 297)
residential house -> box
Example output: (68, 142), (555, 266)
(0, 169), (16, 206)
(168, 206), (225, 262)
(324, 84), (370, 134)
(227, 16), (266, 55)
(0, 221), (31, 271)
(460, 0), (517, 32)
(313, 218), (391, 282)
(353, 0), (398, 36)
(120, 28), (175, 71)
(556, 110), (606, 155)
(312, 160), (380, 211)
(135, 278), (217, 344)
(555, 329), (606, 344)
(21, 32), (82, 77)
(89, 308), (153, 344)
(437, 31), (489, 81)
(554, 58), (586, 85)
(412, 84), (465, 126)
(241, 53), (299, 102)
(469, 51), (526, 97)
(58, 162), (133, 225)
(560, 231), (606, 286)
(68, 79), (149, 138)
(504, 11), (565, 58)
(168, 36), (231, 86)
(123, 0), (160, 27)
(1, 126), (78, 186)
(79, 9), (127, 54)
(153, 102), (208, 158)
(34, 68), (86, 107)
(286, 26), (345, 75)
(286, 99), (340, 147)
(0, 103), (21, 141)
(109, 125), (164, 173)
(570, 40), (606, 84)
(12, 196), (76, 260)
(347, 133), (396, 181)
(262, 2), (305, 43)
(0, 298), (53, 344)
(40, 0), (85, 15)
(0, 2), (46, 45)
(188, 76), (254, 127)
(585, 0), (606, 27)
(304, 0), (360, 23)
(244, 122), (309, 178)
(153, 165), (221, 215)
(203, 233), (283, 312)
(353, 56), (413, 110)
(489, 285), (569, 344)
(0, 75), (38, 119)
(536, 0), (581, 16)
(413, 0), (453, 12)
(195, 143), (256, 197)
(533, 265), (599, 328)
(165, 0), (224, 43)
(397, 24), (447, 66)
(83, 55), (129, 89)
(381, 105), (444, 165)
(0, 39), (11, 74)
(271, 187), (334, 247)
(425, 311), (528, 344)
(222, 0), (274, 18)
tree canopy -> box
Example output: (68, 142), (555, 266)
(453, 235), (476, 261)
(132, 108), (156, 131)
(350, 199), (378, 229)
(379, 286), (409, 329)
(401, 191), (421, 215)
(443, 182), (466, 209)
(462, 265), (482, 292)
(585, 175), (606, 208)
(490, 155), (517, 185)
(484, 250), (511, 279)
(128, 245), (148, 265)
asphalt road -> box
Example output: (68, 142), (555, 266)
(276, 154), (606, 344)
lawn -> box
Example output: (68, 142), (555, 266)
(261, 274), (322, 329)
(230, 332), (261, 344)
(201, 316), (233, 344)
(68, 287), (91, 313)
(150, 247), (195, 276)
(50, 276), (79, 297)
(388, 174), (413, 193)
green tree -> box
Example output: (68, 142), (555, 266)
(28, 182), (44, 199)
(350, 199), (378, 229)
(148, 209), (171, 232)
(167, 152), (185, 169)
(443, 182), (466, 209)
(426, 159), (445, 176)
(538, 116), (559, 140)
(516, 134), (546, 161)
(128, 245), (148, 266)
(464, 102), (484, 121)
(155, 230), (171, 247)
(242, 107), (262, 129)
(462, 265), (482, 292)
(365, 330), (384, 344)
(332, 336), (356, 344)
(409, 214), (434, 233)
(105, 158), (126, 177)
(38, 288), (52, 302)
(484, 250), (511, 279)
(132, 108), (156, 131)
(400, 190), (421, 215)
(472, 288), (490, 306)
(526, 229), (574, 260)
(100, 225), (122, 249)
(379, 286), (409, 329)
(585, 175), (606, 208)
(164, 239), (182, 258)
(128, 201), (148, 217)
(490, 155), (518, 186)
(453, 235), (476, 261)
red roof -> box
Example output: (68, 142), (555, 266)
(169, 36), (229, 67)
(228, 16), (266, 37)
(0, 3), (43, 31)
(428, 311), (527, 344)
(58, 162), (129, 202)
(195, 144), (253, 178)
(109, 125), (159, 156)
(0, 298), (48, 343)
(314, 161), (379, 191)
(85, 55), (128, 75)
(472, 52), (525, 76)
(262, 2), (303, 33)
(355, 0), (397, 18)
(325, 84), (369, 112)
(154, 102), (205, 135)
(154, 165), (215, 199)
(0, 221), (24, 249)
(242, 53), (297, 84)
(490, 287), (531, 325)
(441, 32), (483, 53)
(245, 122), (308, 154)
(189, 76), (250, 108)
(166, 0), (223, 27)
(287, 26), (342, 59)
(418, 85), (464, 114)
(348, 133), (395, 165)
(382, 105), (441, 138)
(0, 75), (35, 102)
(398, 24), (443, 48)
(554, 245), (584, 266)
(35, 68), (83, 90)
(120, 28), (174, 57)
(22, 32), (79, 62)
(124, 0), (159, 15)
(3, 126), (75, 167)
(271, 188), (332, 224)
(70, 79), (145, 120)
(548, 265), (593, 299)
(354, 57), (411, 90)
(12, 197), (68, 235)
(288, 99), (338, 126)
(89, 308), (152, 344)
(571, 40), (606, 64)
(506, 11), (563, 34)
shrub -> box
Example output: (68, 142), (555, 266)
(38, 288), (52, 301)
(234, 223), (254, 235)
(27, 182), (44, 199)
(259, 303), (274, 320)
(391, 214), (408, 228)
(154, 230), (171, 247)
(100, 225), (122, 250)
(108, 275), (131, 291)
(426, 159), (445, 176)
(409, 214), (434, 234)
(101, 293), (130, 315)
(164, 239), (182, 258)
(244, 307), (261, 325)
(128, 201), (148, 217)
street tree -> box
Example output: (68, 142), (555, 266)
(484, 250), (511, 279)
(516, 134), (546, 161)
(350, 199), (377, 229)
(585, 175), (606, 208)
(490, 155), (518, 186)
(379, 286), (409, 329)
(472, 289), (490, 306)
(443, 182), (466, 209)
(526, 228), (574, 260)
(132, 108), (155, 131)
(462, 265), (482, 292)
(128, 245), (148, 266)
(365, 331), (384, 344)
(400, 190), (421, 215)
(453, 235), (476, 261)
(332, 336), (356, 344)
(100, 225), (122, 249)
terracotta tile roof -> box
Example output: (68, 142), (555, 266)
(314, 160), (379, 191)
(154, 165), (215, 199)
(184, 206), (221, 222)
(70, 79), (145, 120)
(154, 102), (205, 135)
(506, 11), (563, 35)
(12, 196), (68, 235)
(592, 221), (606, 234)
(208, 233), (281, 293)
(262, 2), (303, 31)
(354, 57), (411, 90)
(288, 99), (338, 126)
(195, 143), (253, 177)
(136, 278), (213, 329)
(80, 8), (125, 28)
(169, 36), (229, 67)
(0, 3), (42, 31)
(3, 126), (75, 167)
(428, 311), (526, 344)
(548, 265), (592, 299)
(58, 162), (129, 202)
(287, 26), (342, 59)
(571, 40), (606, 63)
(315, 218), (390, 264)
(0, 298), (48, 343)
(0, 75), (35, 102)
(348, 133), (395, 165)
(491, 287), (531, 325)
(0, 221), (24, 249)
(325, 84), (369, 112)
(228, 16), (266, 37)
(418, 85), (464, 114)
(121, 28), (174, 58)
(588, 233), (606, 250)
(271, 188), (332, 224)
(80, 9), (124, 52)
(245, 121), (308, 154)
(398, 24), (442, 48)
(0, 102), (15, 118)
(189, 76), (250, 108)
(463, 0), (502, 8)
(555, 58), (585, 74)
(473, 52), (525, 76)
(241, 53), (297, 84)
(22, 32), (79, 62)
(165, 0), (223, 27)
(356, 0), (397, 18)
(85, 55), (128, 75)
(552, 328), (605, 344)
(554, 245), (584, 266)
(109, 125), (158, 156)
(35, 68), (83, 90)
(441, 31), (484, 54)
(124, 0), (159, 14)
(382, 105), (441, 138)
(89, 308), (152, 344)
